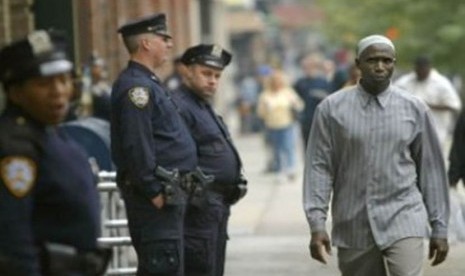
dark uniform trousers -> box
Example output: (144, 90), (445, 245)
(119, 184), (187, 276)
(184, 190), (230, 276)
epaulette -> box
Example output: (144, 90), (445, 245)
(0, 115), (43, 159)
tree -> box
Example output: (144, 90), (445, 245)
(316, 0), (465, 91)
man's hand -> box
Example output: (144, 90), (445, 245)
(309, 231), (332, 264)
(151, 194), (165, 209)
(429, 238), (448, 266)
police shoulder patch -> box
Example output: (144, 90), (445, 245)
(128, 87), (150, 108)
(0, 156), (37, 198)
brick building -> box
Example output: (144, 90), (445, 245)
(0, 0), (229, 81)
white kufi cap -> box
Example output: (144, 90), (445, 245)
(356, 35), (395, 57)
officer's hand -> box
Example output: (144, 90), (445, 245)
(151, 194), (165, 209)
(429, 238), (448, 266)
(309, 231), (332, 264)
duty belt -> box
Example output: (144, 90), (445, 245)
(206, 182), (235, 195)
(42, 243), (112, 276)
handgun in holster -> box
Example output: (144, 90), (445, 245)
(154, 166), (183, 205)
(189, 167), (215, 208)
(41, 242), (112, 276)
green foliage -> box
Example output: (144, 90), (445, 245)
(316, 0), (465, 77)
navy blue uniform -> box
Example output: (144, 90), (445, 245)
(111, 61), (197, 275)
(0, 106), (101, 275)
(172, 85), (242, 276)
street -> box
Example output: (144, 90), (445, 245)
(225, 131), (465, 276)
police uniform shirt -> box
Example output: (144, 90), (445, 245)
(111, 61), (197, 198)
(172, 85), (240, 185)
(0, 105), (101, 274)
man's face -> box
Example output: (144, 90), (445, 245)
(356, 44), (395, 87)
(185, 64), (223, 99)
(10, 73), (73, 125)
(415, 64), (431, 81)
(146, 33), (173, 67)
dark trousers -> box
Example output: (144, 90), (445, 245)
(120, 186), (186, 276)
(184, 191), (230, 276)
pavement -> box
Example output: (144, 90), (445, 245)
(224, 131), (465, 276)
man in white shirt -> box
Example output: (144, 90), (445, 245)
(395, 56), (462, 153)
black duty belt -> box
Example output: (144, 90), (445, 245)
(206, 182), (236, 196)
(42, 243), (112, 276)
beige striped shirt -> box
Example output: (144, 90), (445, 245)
(303, 83), (449, 249)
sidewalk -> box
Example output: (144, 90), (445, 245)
(225, 132), (465, 276)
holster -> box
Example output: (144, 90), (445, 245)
(41, 243), (112, 276)
(155, 166), (184, 205)
(185, 167), (215, 208)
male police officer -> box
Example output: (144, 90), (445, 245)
(0, 30), (108, 275)
(172, 44), (247, 276)
(111, 14), (198, 275)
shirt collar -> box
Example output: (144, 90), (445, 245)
(128, 60), (160, 82)
(180, 84), (209, 109)
(356, 82), (392, 109)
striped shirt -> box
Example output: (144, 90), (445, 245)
(303, 83), (449, 249)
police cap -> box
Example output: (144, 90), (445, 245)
(0, 30), (72, 87)
(180, 44), (232, 70)
(118, 13), (171, 38)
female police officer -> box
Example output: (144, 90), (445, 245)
(0, 30), (107, 275)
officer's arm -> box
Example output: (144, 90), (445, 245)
(0, 158), (41, 275)
(118, 87), (162, 199)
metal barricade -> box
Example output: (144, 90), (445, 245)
(97, 171), (137, 275)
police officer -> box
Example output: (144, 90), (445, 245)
(111, 13), (198, 275)
(0, 30), (109, 275)
(172, 44), (247, 276)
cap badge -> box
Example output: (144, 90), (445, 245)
(211, 45), (222, 58)
(128, 87), (150, 108)
(1, 156), (36, 198)
(28, 30), (53, 55)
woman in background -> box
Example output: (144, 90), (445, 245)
(257, 70), (304, 183)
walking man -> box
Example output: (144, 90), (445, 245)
(303, 35), (449, 276)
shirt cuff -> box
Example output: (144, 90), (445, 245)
(431, 223), (448, 239)
(309, 219), (327, 233)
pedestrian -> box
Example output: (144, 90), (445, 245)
(448, 109), (465, 187)
(292, 53), (332, 148)
(89, 54), (112, 121)
(257, 69), (304, 183)
(447, 109), (465, 242)
(0, 30), (110, 275)
(111, 13), (198, 275)
(164, 55), (186, 91)
(395, 55), (462, 154)
(171, 44), (247, 276)
(303, 34), (450, 276)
